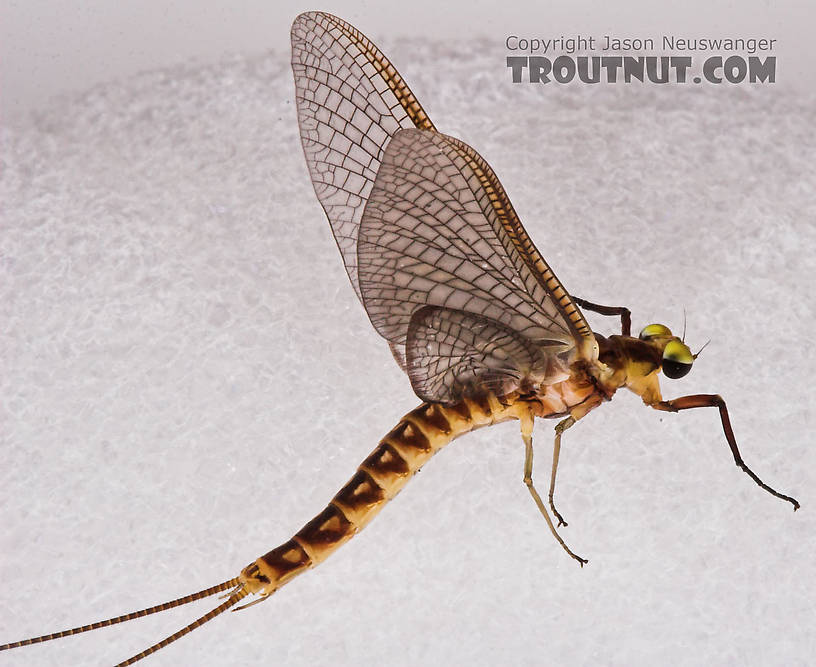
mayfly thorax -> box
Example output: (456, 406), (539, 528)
(1, 11), (799, 665)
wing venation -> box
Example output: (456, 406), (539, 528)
(358, 129), (594, 374)
(291, 14), (599, 392)
(406, 306), (571, 403)
(291, 12), (435, 303)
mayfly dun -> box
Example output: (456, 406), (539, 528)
(1, 10), (799, 665)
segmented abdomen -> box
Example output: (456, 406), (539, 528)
(240, 394), (517, 596)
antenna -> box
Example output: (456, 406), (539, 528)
(693, 339), (712, 359)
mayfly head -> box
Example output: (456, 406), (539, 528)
(638, 323), (694, 379)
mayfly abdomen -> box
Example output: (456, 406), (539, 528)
(240, 397), (519, 597)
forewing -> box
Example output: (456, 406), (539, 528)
(358, 128), (598, 375)
(406, 306), (570, 403)
(291, 12), (435, 303)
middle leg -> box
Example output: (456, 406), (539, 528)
(519, 410), (587, 566)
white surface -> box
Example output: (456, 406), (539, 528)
(2, 16), (815, 667)
(1, 0), (813, 121)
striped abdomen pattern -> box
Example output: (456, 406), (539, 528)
(240, 394), (519, 597)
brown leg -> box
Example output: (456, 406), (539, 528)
(653, 394), (799, 510)
(572, 296), (632, 337)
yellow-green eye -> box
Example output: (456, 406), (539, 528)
(639, 323), (672, 340)
(662, 339), (693, 379)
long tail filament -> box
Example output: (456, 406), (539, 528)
(114, 584), (249, 666)
(0, 578), (241, 657)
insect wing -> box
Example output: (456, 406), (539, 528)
(292, 12), (597, 379)
(291, 12), (435, 303)
(357, 128), (597, 400)
(406, 306), (568, 403)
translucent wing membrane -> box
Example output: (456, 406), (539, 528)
(406, 306), (568, 403)
(291, 12), (435, 302)
(293, 12), (597, 393)
(358, 128), (595, 390)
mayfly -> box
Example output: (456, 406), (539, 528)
(2, 10), (799, 665)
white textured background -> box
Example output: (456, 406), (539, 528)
(2, 5), (815, 667)
(2, 0), (812, 121)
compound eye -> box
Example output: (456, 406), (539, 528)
(662, 340), (693, 379)
(639, 323), (672, 341)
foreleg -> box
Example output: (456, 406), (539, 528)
(572, 296), (632, 337)
(652, 394), (799, 510)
